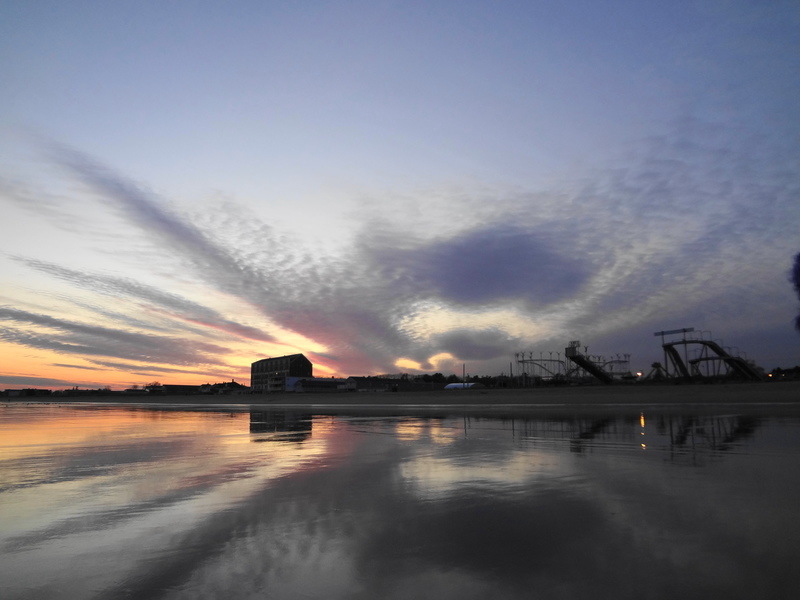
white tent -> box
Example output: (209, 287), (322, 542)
(443, 382), (484, 390)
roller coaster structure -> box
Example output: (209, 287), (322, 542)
(515, 328), (763, 386)
(653, 328), (762, 381)
(515, 342), (631, 385)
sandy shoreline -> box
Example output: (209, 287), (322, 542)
(6, 381), (799, 414)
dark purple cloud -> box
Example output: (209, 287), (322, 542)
(368, 225), (590, 306)
(432, 328), (523, 361)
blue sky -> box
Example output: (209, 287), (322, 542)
(1, 1), (798, 388)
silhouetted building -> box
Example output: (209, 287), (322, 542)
(2, 388), (52, 398)
(199, 380), (249, 394)
(290, 377), (354, 392)
(154, 385), (201, 395)
(348, 376), (442, 392)
(251, 353), (313, 392)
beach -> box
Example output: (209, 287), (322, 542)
(4, 382), (800, 599)
(13, 380), (799, 412)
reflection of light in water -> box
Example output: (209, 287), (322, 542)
(430, 422), (461, 445)
(640, 412), (646, 449)
(395, 419), (426, 441)
(394, 419), (460, 445)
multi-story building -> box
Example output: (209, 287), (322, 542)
(250, 353), (313, 392)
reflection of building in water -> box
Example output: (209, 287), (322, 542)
(251, 354), (313, 392)
(249, 411), (312, 442)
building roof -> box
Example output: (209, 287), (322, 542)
(251, 353), (310, 364)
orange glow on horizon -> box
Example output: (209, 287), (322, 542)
(0, 341), (253, 391)
(1, 328), (392, 391)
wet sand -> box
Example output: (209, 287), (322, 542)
(14, 381), (800, 413)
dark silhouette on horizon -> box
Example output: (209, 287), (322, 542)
(793, 252), (800, 331)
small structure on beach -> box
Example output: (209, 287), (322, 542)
(444, 382), (485, 390)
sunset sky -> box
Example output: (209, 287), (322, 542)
(1, 1), (798, 389)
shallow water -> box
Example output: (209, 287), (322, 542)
(2, 403), (799, 599)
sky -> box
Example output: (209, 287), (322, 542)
(1, 0), (799, 390)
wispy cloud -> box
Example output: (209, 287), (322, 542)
(0, 375), (81, 387)
(45, 141), (281, 305)
(50, 363), (101, 371)
(43, 143), (420, 372)
(87, 359), (240, 379)
(6, 123), (798, 377)
(0, 307), (230, 366)
(18, 258), (274, 342)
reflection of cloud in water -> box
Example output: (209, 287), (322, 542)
(3, 408), (800, 599)
(354, 489), (628, 598)
(578, 434), (800, 590)
(0, 406), (331, 599)
(400, 451), (563, 498)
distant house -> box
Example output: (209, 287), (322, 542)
(288, 377), (355, 393)
(156, 385), (202, 395)
(2, 388), (52, 398)
(348, 376), (442, 393)
(199, 381), (249, 395)
(251, 353), (313, 393)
